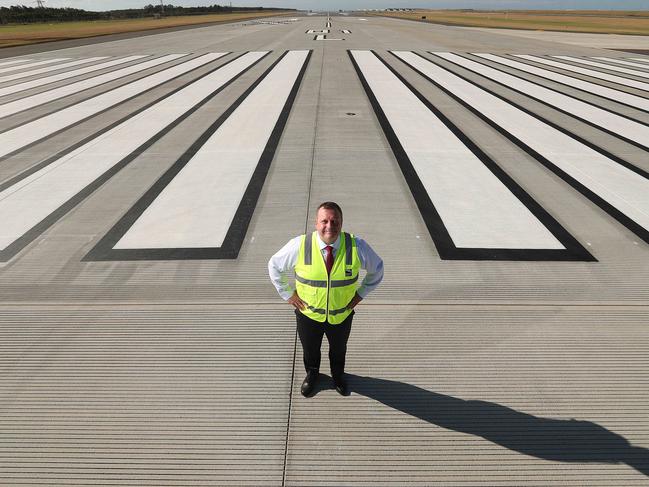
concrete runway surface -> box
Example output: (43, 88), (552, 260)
(1, 13), (648, 486)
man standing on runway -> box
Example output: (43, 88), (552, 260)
(268, 202), (384, 397)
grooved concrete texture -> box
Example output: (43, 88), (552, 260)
(1, 13), (648, 486)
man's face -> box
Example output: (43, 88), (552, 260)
(315, 208), (342, 245)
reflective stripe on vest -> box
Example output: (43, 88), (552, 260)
(294, 231), (361, 324)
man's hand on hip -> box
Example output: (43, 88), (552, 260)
(287, 291), (306, 310)
(347, 293), (363, 310)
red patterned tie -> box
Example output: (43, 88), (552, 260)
(325, 245), (334, 275)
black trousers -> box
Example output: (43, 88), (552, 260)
(295, 310), (354, 381)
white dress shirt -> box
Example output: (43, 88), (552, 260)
(268, 232), (384, 301)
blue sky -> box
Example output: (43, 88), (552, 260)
(1, 0), (647, 11)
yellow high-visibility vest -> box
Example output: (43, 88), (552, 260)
(295, 231), (361, 324)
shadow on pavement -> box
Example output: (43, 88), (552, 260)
(344, 374), (649, 476)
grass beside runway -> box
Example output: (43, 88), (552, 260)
(0, 11), (290, 48)
(376, 10), (649, 36)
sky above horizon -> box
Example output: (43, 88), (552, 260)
(0, 0), (647, 11)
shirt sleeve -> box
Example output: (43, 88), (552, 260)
(355, 237), (384, 299)
(268, 236), (301, 301)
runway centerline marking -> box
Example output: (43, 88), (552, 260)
(314, 35), (344, 41)
(0, 53), (226, 160)
(0, 55), (149, 98)
(472, 53), (649, 113)
(394, 51), (649, 244)
(0, 52), (268, 262)
(433, 52), (649, 150)
(350, 50), (592, 261)
(515, 54), (649, 92)
(0, 53), (187, 119)
(86, 50), (311, 261)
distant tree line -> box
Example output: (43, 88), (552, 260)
(0, 5), (295, 24)
(0, 6), (102, 23)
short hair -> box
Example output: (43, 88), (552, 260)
(316, 201), (343, 220)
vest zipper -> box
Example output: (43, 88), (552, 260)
(325, 267), (331, 323)
(324, 242), (334, 323)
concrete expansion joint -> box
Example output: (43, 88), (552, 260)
(1, 301), (648, 310)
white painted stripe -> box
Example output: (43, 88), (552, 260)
(0, 56), (148, 98)
(473, 53), (649, 112)
(394, 51), (649, 235)
(0, 58), (69, 74)
(592, 56), (649, 71)
(515, 54), (649, 92)
(555, 55), (649, 79)
(0, 53), (186, 118)
(114, 51), (308, 250)
(0, 59), (33, 68)
(352, 51), (563, 250)
(0, 56), (108, 84)
(0, 53), (225, 158)
(0, 52), (267, 253)
(630, 58), (649, 65)
(434, 52), (649, 148)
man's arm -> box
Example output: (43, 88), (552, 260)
(352, 237), (384, 306)
(268, 236), (302, 303)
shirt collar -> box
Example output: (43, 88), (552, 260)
(315, 232), (341, 252)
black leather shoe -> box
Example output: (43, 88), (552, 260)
(334, 377), (348, 396)
(300, 370), (318, 397)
